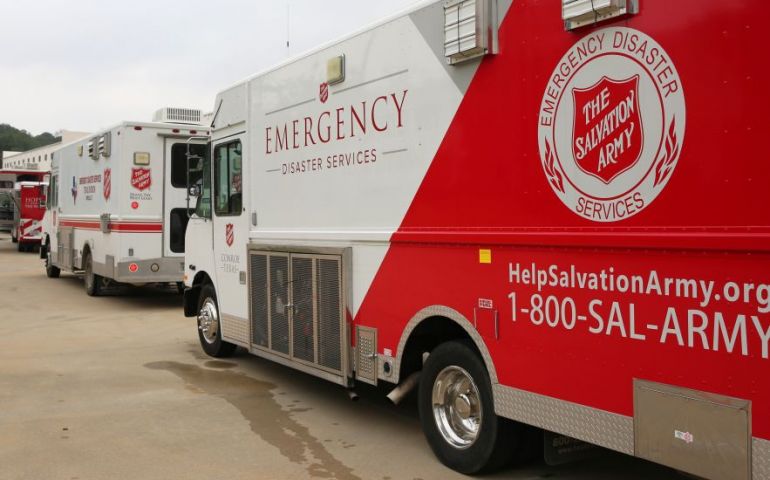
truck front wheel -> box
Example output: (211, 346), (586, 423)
(418, 341), (519, 474)
(197, 284), (237, 358)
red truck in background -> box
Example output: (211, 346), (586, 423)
(11, 181), (47, 252)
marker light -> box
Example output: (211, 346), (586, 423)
(128, 263), (139, 273)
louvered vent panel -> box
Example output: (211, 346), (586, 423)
(292, 257), (315, 363)
(250, 253), (268, 348)
(270, 255), (290, 355)
(317, 258), (342, 371)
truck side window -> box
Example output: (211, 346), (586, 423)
(171, 143), (205, 188)
(214, 140), (243, 216)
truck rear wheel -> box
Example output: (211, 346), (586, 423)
(197, 284), (237, 358)
(418, 341), (519, 474)
(83, 251), (101, 296)
(45, 245), (60, 278)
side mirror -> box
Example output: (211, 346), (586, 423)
(188, 185), (201, 198)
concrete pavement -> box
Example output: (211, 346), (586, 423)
(0, 232), (680, 480)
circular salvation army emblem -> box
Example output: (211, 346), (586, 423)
(538, 27), (686, 222)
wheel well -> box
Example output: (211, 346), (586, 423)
(398, 316), (483, 382)
(192, 271), (212, 287)
(183, 271), (214, 317)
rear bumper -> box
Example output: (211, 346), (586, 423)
(94, 256), (185, 284)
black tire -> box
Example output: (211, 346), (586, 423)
(83, 250), (101, 296)
(176, 282), (185, 295)
(45, 244), (60, 279)
(197, 284), (237, 358)
(17, 241), (24, 252)
(11, 232), (17, 243)
(418, 341), (521, 474)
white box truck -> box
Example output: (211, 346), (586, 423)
(181, 0), (770, 478)
(42, 109), (208, 295)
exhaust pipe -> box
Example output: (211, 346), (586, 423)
(347, 389), (359, 402)
(387, 371), (420, 405)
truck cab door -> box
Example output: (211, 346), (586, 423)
(164, 140), (207, 257)
(210, 136), (249, 341)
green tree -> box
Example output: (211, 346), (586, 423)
(0, 124), (60, 153)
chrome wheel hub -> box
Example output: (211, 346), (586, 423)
(198, 298), (219, 344)
(432, 366), (482, 449)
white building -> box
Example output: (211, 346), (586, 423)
(3, 131), (90, 171)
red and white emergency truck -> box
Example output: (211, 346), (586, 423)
(11, 180), (47, 252)
(42, 109), (208, 294)
(182, 1), (770, 477)
(0, 170), (48, 234)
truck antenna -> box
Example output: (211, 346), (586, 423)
(286, 3), (291, 57)
(209, 99), (224, 129)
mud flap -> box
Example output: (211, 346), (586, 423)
(183, 285), (201, 317)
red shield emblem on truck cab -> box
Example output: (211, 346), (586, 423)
(103, 168), (111, 200)
(319, 83), (329, 104)
(572, 76), (643, 184)
(131, 168), (151, 191)
(225, 223), (234, 247)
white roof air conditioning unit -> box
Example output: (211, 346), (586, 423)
(153, 107), (203, 125)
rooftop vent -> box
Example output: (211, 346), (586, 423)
(562, 0), (638, 31)
(153, 107), (203, 125)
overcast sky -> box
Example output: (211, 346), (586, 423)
(0, 0), (423, 135)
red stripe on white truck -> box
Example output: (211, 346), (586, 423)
(59, 220), (163, 233)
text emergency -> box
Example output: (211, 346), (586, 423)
(265, 90), (408, 156)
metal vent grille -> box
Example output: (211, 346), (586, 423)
(317, 259), (342, 371)
(248, 249), (346, 377)
(152, 107), (203, 125)
(356, 327), (377, 385)
(292, 257), (315, 363)
(562, 0), (638, 31)
(88, 138), (98, 160)
(444, 0), (490, 65)
(250, 253), (268, 348)
(270, 254), (290, 355)
(99, 133), (111, 157)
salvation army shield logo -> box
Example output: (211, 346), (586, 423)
(225, 223), (234, 247)
(131, 168), (151, 191)
(103, 168), (112, 200)
(572, 76), (642, 184)
(319, 82), (329, 104)
(538, 27), (686, 222)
